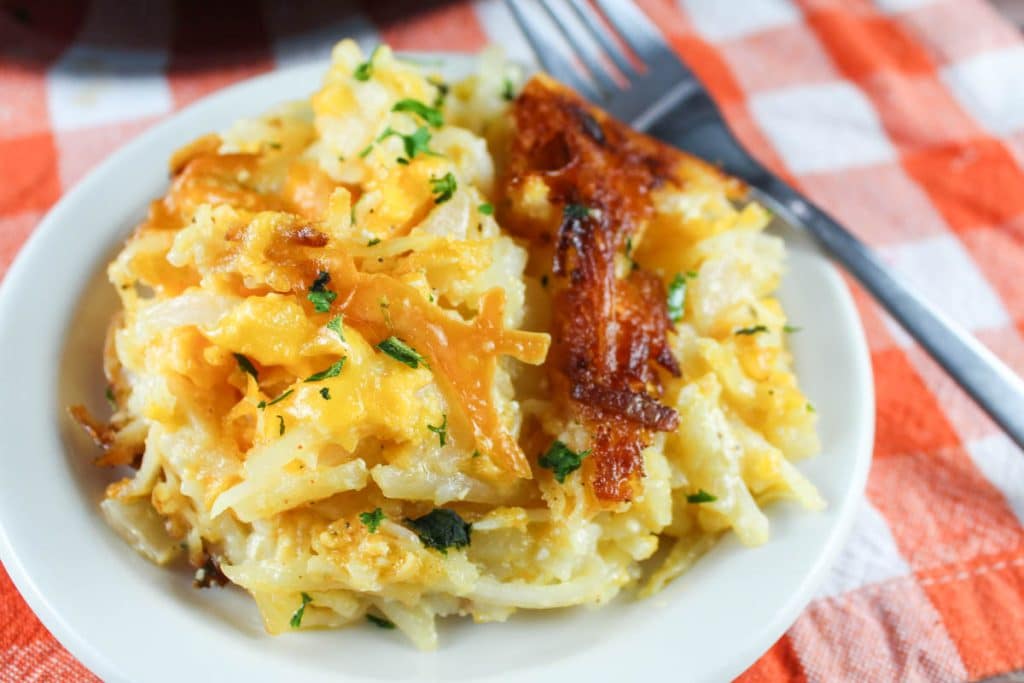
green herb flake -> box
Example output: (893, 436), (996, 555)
(353, 46), (380, 81)
(501, 77), (516, 101)
(429, 77), (450, 109)
(405, 508), (471, 554)
(735, 325), (769, 336)
(686, 270), (699, 279)
(783, 324), (802, 333)
(427, 414), (448, 447)
(378, 125), (436, 161)
(319, 387), (331, 400)
(290, 592), (313, 628)
(807, 402), (816, 413)
(666, 273), (687, 324)
(358, 143), (374, 158)
(563, 203), (590, 220)
(304, 358), (346, 382)
(326, 315), (345, 342)
(307, 271), (337, 313)
(625, 236), (634, 258)
(686, 489), (717, 504)
(276, 414), (286, 436)
(366, 614), (396, 629)
(392, 98), (444, 128)
(367, 237), (381, 246)
(359, 507), (384, 533)
(266, 141), (282, 150)
(104, 385), (117, 409)
(478, 202), (494, 216)
(430, 172), (457, 204)
(538, 440), (591, 483)
(471, 450), (481, 459)
(376, 336), (426, 369)
(258, 389), (293, 410)
(233, 353), (259, 381)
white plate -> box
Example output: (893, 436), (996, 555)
(0, 54), (874, 683)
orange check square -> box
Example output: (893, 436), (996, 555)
(902, 138), (1024, 233)
(670, 34), (745, 106)
(807, 11), (935, 80)
(789, 582), (967, 680)
(920, 553), (1024, 680)
(868, 445), (1024, 570)
(860, 71), (982, 151)
(735, 635), (807, 683)
(0, 63), (50, 140)
(720, 23), (838, 94)
(898, 0), (1021, 66)
(0, 134), (61, 215)
(872, 348), (961, 458)
(372, 1), (487, 52)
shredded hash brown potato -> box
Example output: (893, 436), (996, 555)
(77, 41), (823, 649)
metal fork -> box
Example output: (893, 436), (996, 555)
(507, 0), (1024, 449)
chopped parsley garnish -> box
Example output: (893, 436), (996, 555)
(405, 508), (471, 554)
(735, 325), (769, 336)
(307, 271), (337, 313)
(666, 273), (687, 323)
(304, 358), (346, 382)
(807, 403), (816, 413)
(563, 203), (590, 220)
(367, 237), (381, 246)
(353, 46), (380, 81)
(427, 414), (448, 447)
(686, 270), (699, 279)
(392, 98), (444, 128)
(266, 141), (281, 150)
(625, 237), (634, 258)
(366, 614), (396, 629)
(258, 389), (293, 409)
(358, 143), (374, 158)
(478, 202), (494, 216)
(290, 592), (313, 628)
(319, 387), (331, 400)
(378, 125), (436, 162)
(686, 489), (717, 504)
(539, 440), (591, 483)
(429, 77), (449, 108)
(327, 315), (345, 341)
(783, 324), (801, 333)
(276, 414), (285, 436)
(376, 336), (426, 369)
(359, 507), (384, 533)
(430, 172), (457, 204)
(502, 77), (516, 101)
(233, 353), (259, 381)
(105, 385), (117, 409)
(471, 450), (481, 459)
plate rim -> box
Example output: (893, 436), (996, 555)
(0, 53), (874, 683)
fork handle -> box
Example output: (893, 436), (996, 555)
(755, 176), (1024, 450)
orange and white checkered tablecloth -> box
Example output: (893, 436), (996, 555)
(3, 1), (1024, 681)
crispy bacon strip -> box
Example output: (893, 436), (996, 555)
(502, 74), (687, 502)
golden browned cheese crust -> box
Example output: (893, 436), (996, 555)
(502, 74), (735, 502)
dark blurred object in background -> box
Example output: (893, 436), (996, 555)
(992, 0), (1024, 26)
(0, 0), (468, 70)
